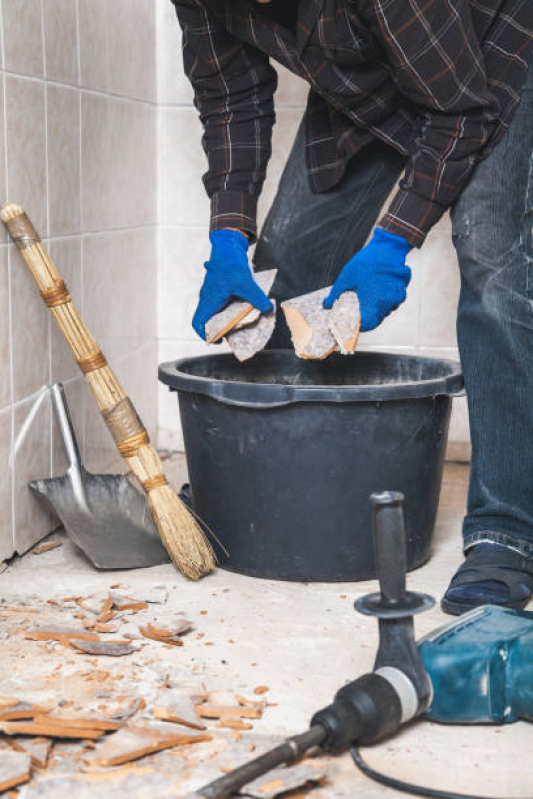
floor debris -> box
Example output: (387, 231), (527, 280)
(139, 619), (193, 646)
(68, 639), (139, 657)
(6, 736), (52, 768)
(239, 759), (328, 798)
(0, 722), (105, 740)
(0, 750), (31, 792)
(33, 542), (63, 556)
(84, 725), (212, 767)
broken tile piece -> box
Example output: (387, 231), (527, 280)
(205, 270), (277, 344)
(225, 302), (276, 361)
(0, 702), (51, 722)
(139, 620), (192, 647)
(33, 541), (62, 555)
(85, 726), (211, 767)
(241, 759), (328, 798)
(0, 751), (31, 793)
(16, 765), (178, 798)
(282, 288), (338, 360)
(112, 587), (168, 605)
(328, 291), (361, 354)
(32, 715), (122, 732)
(6, 737), (51, 768)
(0, 721), (104, 740)
(25, 629), (100, 643)
(153, 693), (206, 731)
(69, 639), (138, 656)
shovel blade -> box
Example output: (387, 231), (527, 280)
(29, 472), (170, 570)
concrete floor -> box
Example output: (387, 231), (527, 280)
(1, 458), (532, 797)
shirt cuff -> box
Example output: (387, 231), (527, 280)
(378, 188), (447, 248)
(210, 191), (258, 243)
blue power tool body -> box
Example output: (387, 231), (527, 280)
(420, 604), (533, 724)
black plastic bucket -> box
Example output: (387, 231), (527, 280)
(159, 351), (463, 581)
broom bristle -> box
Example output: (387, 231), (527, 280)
(149, 486), (216, 580)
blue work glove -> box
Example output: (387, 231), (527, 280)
(323, 228), (412, 331)
(192, 230), (273, 341)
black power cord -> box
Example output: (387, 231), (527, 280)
(351, 746), (532, 799)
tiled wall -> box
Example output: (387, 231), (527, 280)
(156, 0), (470, 461)
(0, 0), (158, 561)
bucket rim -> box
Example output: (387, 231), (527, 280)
(158, 350), (464, 407)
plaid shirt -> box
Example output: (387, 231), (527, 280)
(172, 0), (533, 246)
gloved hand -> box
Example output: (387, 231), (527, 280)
(192, 229), (273, 341)
(323, 228), (412, 331)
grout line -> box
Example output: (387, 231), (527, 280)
(1, 66), (158, 107)
(75, 0), (81, 87)
(41, 0), (54, 481)
(0, 0), (16, 553)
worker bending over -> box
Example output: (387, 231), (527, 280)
(170, 0), (533, 614)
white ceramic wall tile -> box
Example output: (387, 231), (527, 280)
(107, 0), (157, 102)
(49, 236), (82, 382)
(113, 341), (159, 441)
(83, 343), (158, 474)
(5, 75), (47, 236)
(0, 80), (6, 243)
(3, 0), (44, 77)
(82, 227), (157, 361)
(114, 99), (157, 228)
(13, 393), (53, 554)
(83, 382), (123, 474)
(47, 84), (81, 236)
(157, 338), (211, 451)
(43, 0), (79, 85)
(158, 106), (209, 227)
(78, 0), (109, 92)
(10, 243), (50, 403)
(274, 64), (309, 107)
(51, 376), (85, 477)
(81, 93), (156, 231)
(158, 225), (208, 340)
(156, 0), (194, 107)
(417, 227), (461, 348)
(359, 255), (422, 348)
(0, 407), (13, 561)
(0, 246), (11, 411)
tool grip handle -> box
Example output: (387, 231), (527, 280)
(371, 492), (407, 604)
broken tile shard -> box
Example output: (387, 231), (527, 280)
(0, 751), (31, 793)
(225, 302), (276, 362)
(328, 291), (361, 354)
(241, 759), (328, 798)
(282, 287), (360, 359)
(0, 721), (104, 740)
(205, 270), (277, 344)
(85, 726), (211, 767)
(69, 639), (138, 656)
(282, 288), (338, 360)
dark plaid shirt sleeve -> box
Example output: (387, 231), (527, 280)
(368, 0), (531, 246)
(172, 0), (277, 241)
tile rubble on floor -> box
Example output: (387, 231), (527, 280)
(0, 458), (532, 798)
(0, 580), (327, 797)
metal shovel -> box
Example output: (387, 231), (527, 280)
(30, 383), (170, 569)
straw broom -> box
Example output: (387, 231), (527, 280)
(1, 202), (215, 580)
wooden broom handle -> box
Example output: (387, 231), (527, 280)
(0, 202), (152, 463)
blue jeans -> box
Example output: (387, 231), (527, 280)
(254, 64), (533, 557)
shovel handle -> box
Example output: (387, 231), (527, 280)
(51, 383), (84, 477)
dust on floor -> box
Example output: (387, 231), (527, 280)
(0, 459), (531, 798)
